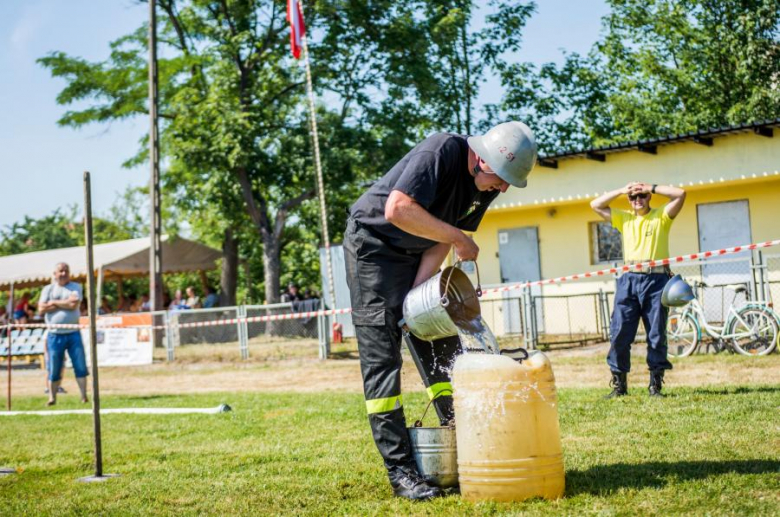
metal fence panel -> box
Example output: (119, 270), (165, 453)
(765, 253), (780, 307)
(672, 256), (752, 324)
(127, 252), (780, 362)
(244, 303), (321, 355)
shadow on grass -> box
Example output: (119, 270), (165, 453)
(126, 394), (170, 401)
(692, 386), (780, 396)
(566, 459), (779, 495)
(328, 350), (360, 360)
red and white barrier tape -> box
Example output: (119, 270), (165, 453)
(3, 239), (778, 333)
(2, 308), (354, 331)
(481, 239), (780, 294)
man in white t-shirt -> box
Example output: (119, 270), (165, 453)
(38, 262), (89, 406)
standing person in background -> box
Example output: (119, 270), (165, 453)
(37, 262), (89, 406)
(591, 181), (686, 398)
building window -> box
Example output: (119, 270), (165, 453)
(590, 222), (623, 264)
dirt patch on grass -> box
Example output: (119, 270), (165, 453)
(6, 342), (778, 399)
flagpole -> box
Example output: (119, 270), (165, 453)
(301, 34), (336, 311)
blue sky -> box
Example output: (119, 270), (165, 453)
(0, 0), (609, 229)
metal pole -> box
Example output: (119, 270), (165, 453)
(81, 171), (113, 482)
(96, 267), (104, 312)
(6, 283), (13, 412)
(301, 33), (336, 310)
(149, 0), (164, 324)
(2, 285), (15, 475)
(757, 251), (767, 303)
(530, 293), (538, 350)
(598, 290), (607, 341)
(165, 311), (175, 362)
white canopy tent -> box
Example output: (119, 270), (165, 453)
(0, 236), (221, 291)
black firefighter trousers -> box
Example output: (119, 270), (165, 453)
(344, 218), (461, 469)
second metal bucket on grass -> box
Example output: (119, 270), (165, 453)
(408, 426), (459, 488)
(402, 262), (482, 341)
(408, 389), (459, 489)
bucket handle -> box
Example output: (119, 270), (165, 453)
(441, 260), (482, 307)
(413, 389), (453, 428)
(500, 347), (530, 363)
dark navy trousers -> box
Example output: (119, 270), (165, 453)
(608, 273), (673, 373)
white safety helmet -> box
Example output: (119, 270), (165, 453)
(467, 121), (537, 188)
(662, 274), (696, 308)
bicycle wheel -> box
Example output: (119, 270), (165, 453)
(727, 306), (779, 356)
(666, 311), (699, 358)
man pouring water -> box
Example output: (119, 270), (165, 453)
(344, 122), (537, 500)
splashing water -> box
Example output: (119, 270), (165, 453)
(456, 316), (501, 355)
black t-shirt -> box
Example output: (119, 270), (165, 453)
(350, 133), (499, 253)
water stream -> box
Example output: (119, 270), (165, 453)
(456, 316), (500, 355)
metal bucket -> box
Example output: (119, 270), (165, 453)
(408, 426), (459, 488)
(402, 262), (482, 341)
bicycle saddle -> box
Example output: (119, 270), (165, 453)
(724, 284), (747, 294)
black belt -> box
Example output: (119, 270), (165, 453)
(625, 264), (671, 275)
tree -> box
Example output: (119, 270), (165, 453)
(40, 1), (325, 304)
(491, 0), (780, 153)
(38, 0), (544, 304)
(0, 206), (139, 257)
(0, 208), (81, 256)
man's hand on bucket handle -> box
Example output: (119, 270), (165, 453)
(453, 233), (479, 261)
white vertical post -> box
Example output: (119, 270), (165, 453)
(237, 305), (249, 360)
(165, 311), (175, 362)
(317, 312), (330, 360)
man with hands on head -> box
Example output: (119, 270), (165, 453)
(344, 121), (537, 500)
(591, 181), (686, 398)
(38, 262), (89, 406)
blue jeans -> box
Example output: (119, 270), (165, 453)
(607, 273), (673, 373)
(47, 332), (89, 381)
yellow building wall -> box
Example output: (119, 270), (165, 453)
(491, 130), (780, 209)
(472, 166), (780, 294)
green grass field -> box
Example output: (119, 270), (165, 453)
(1, 385), (778, 515)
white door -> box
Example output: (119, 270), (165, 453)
(697, 200), (752, 322)
(498, 227), (543, 333)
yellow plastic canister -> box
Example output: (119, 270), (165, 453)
(452, 350), (565, 502)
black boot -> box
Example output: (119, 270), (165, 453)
(387, 463), (443, 501)
(604, 371), (628, 399)
(649, 370), (665, 397)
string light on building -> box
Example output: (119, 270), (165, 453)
(487, 172), (780, 211)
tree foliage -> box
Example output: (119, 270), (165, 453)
(32, 0), (778, 301)
(491, 0), (780, 153)
(36, 0), (539, 303)
(0, 206), (139, 257)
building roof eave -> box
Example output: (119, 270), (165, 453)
(538, 119), (779, 164)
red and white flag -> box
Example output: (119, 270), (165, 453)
(287, 0), (306, 59)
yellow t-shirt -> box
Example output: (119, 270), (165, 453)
(611, 205), (674, 261)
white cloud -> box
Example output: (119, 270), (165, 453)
(9, 1), (52, 53)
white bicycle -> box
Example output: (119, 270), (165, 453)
(666, 283), (779, 357)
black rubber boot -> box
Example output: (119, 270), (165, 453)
(604, 372), (628, 399)
(649, 370), (665, 397)
(387, 463), (443, 501)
